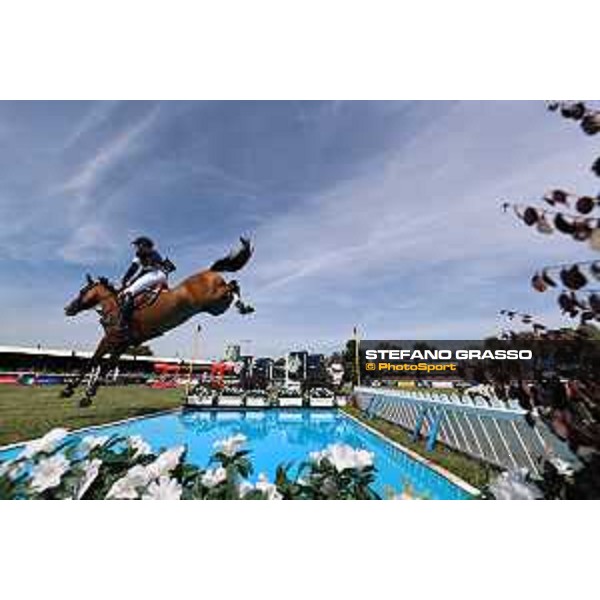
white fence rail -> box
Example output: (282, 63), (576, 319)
(354, 386), (576, 476)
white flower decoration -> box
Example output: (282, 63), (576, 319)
(106, 446), (184, 499)
(75, 459), (102, 499)
(255, 473), (282, 500)
(142, 476), (182, 500)
(146, 446), (185, 479)
(201, 467), (227, 488)
(128, 435), (152, 458)
(489, 469), (543, 500)
(80, 435), (109, 451)
(106, 465), (151, 500)
(20, 428), (69, 459)
(310, 444), (374, 472)
(238, 481), (254, 497)
(213, 434), (247, 457)
(30, 454), (70, 493)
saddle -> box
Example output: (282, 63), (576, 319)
(133, 282), (169, 311)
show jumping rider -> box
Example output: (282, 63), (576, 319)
(119, 236), (175, 333)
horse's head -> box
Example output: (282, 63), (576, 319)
(64, 275), (116, 317)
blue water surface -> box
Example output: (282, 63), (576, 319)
(0, 409), (472, 499)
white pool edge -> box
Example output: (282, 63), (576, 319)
(342, 411), (481, 497)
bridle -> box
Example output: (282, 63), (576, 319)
(74, 279), (121, 331)
(94, 284), (121, 331)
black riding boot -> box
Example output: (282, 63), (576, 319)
(119, 293), (135, 335)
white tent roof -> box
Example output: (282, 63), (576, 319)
(0, 344), (211, 366)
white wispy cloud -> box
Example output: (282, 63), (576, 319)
(56, 105), (162, 263)
(59, 104), (160, 205)
(61, 101), (122, 150)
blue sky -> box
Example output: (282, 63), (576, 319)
(0, 101), (598, 359)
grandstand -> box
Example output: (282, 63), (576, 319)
(0, 344), (335, 389)
(0, 344), (211, 383)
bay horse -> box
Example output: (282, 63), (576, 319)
(62, 238), (254, 406)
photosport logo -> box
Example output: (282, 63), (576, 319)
(358, 339), (599, 381)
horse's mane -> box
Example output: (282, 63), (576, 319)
(98, 277), (118, 295)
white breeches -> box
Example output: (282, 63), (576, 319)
(124, 270), (167, 296)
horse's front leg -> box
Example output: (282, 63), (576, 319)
(78, 365), (103, 407)
(60, 370), (86, 398)
(61, 336), (112, 399)
(79, 340), (126, 407)
(74, 337), (114, 407)
(61, 362), (100, 401)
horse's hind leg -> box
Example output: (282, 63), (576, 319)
(228, 280), (255, 315)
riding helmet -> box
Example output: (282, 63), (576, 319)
(132, 236), (154, 248)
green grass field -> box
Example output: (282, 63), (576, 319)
(0, 385), (182, 447)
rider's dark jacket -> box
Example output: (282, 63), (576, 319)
(121, 248), (171, 288)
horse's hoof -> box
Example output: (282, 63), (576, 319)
(60, 389), (74, 398)
(79, 397), (93, 408)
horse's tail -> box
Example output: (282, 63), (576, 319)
(210, 237), (253, 273)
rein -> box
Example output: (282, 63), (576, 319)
(94, 286), (121, 330)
